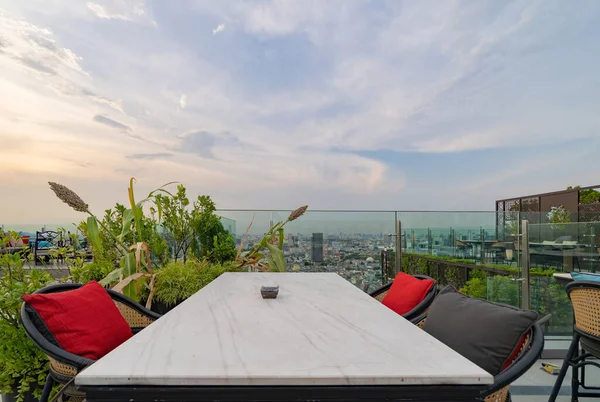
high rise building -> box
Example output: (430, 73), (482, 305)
(311, 233), (324, 263)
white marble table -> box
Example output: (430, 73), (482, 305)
(76, 272), (493, 401)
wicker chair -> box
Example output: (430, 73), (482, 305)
(549, 280), (600, 402)
(414, 314), (544, 402)
(20, 283), (161, 402)
(370, 274), (437, 323)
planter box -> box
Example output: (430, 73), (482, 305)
(141, 299), (182, 315)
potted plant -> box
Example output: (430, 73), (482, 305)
(0, 232), (54, 402)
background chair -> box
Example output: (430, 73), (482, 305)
(549, 280), (600, 402)
(370, 274), (437, 323)
(21, 283), (161, 402)
(414, 314), (543, 402)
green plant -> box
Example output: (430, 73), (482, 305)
(154, 188), (236, 263)
(153, 260), (240, 306)
(153, 185), (197, 262)
(568, 185), (600, 205)
(207, 231), (237, 263)
(49, 179), (174, 305)
(460, 278), (487, 299)
(236, 206), (308, 272)
(0, 233), (54, 401)
(153, 261), (202, 306)
(490, 276), (520, 306)
(83, 204), (169, 268)
(71, 260), (116, 284)
(547, 205), (571, 230)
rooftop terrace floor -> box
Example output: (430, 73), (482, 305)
(513, 358), (599, 401)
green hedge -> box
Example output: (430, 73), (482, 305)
(399, 252), (555, 288)
(399, 253), (572, 334)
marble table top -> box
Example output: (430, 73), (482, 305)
(76, 272), (493, 387)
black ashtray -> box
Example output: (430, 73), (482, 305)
(260, 285), (279, 299)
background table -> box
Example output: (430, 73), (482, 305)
(76, 272), (492, 401)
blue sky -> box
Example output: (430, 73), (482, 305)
(1, 0), (599, 224)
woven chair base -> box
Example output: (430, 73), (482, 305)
(484, 386), (509, 402)
(373, 290), (388, 302)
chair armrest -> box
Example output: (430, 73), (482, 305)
(482, 323), (544, 396)
(20, 303), (96, 372)
(411, 313), (428, 327)
(403, 282), (437, 321)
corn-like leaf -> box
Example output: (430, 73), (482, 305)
(99, 268), (123, 286)
(128, 178), (144, 243)
(111, 272), (149, 293)
(121, 252), (137, 300)
(119, 208), (134, 241)
(129, 242), (152, 271)
(86, 216), (102, 253)
(145, 274), (156, 309)
(266, 254), (276, 272)
(266, 243), (286, 272)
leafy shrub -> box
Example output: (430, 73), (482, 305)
(0, 239), (54, 401)
(460, 278), (487, 299)
(207, 232), (237, 264)
(0, 322), (49, 401)
(71, 260), (115, 284)
(154, 260), (241, 306)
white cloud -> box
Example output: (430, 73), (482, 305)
(1, 1), (600, 223)
(86, 1), (155, 25)
(212, 24), (225, 35)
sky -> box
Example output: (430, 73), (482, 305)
(1, 0), (599, 225)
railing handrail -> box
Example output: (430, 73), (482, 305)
(216, 209), (502, 213)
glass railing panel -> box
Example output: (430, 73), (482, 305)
(528, 221), (600, 273)
(397, 211), (499, 264)
(216, 210), (397, 292)
(530, 276), (573, 336)
(485, 276), (521, 308)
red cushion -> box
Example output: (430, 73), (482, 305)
(22, 281), (133, 360)
(381, 273), (435, 315)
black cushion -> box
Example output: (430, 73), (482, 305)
(422, 285), (538, 375)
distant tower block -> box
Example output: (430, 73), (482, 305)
(311, 233), (324, 263)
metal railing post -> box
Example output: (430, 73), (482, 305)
(522, 219), (531, 310)
(396, 220), (402, 275)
